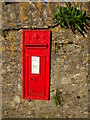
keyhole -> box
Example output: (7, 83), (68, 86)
(31, 78), (33, 81)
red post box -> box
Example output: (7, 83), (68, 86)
(22, 30), (50, 100)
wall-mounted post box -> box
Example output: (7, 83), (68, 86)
(22, 30), (50, 100)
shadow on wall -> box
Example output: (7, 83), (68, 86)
(49, 30), (52, 100)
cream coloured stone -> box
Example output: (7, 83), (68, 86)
(14, 96), (21, 104)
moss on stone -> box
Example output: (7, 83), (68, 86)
(54, 88), (63, 106)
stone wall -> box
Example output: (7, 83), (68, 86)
(0, 1), (2, 119)
(1, 2), (90, 118)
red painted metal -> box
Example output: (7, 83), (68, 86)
(22, 30), (50, 100)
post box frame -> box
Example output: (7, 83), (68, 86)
(22, 30), (50, 100)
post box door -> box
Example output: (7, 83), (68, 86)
(25, 48), (47, 99)
(23, 30), (50, 100)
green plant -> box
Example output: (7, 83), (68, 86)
(53, 2), (90, 37)
(54, 88), (63, 106)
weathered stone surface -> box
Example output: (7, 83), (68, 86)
(14, 96), (21, 104)
(1, 1), (89, 119)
